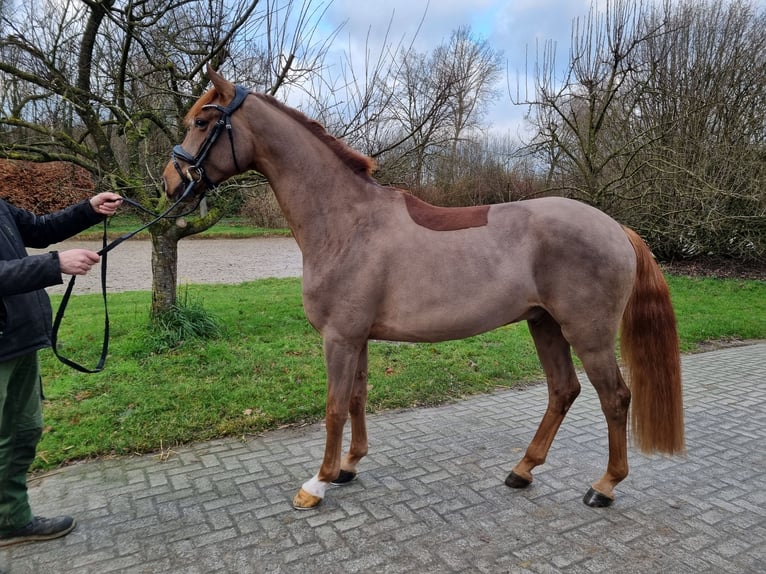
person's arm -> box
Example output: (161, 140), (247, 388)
(0, 249), (103, 297)
(0, 253), (63, 296)
(12, 192), (122, 248)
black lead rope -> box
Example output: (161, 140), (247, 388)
(51, 187), (199, 373)
(50, 222), (111, 373)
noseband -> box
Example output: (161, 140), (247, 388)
(171, 84), (251, 193)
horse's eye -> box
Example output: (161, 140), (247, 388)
(193, 118), (208, 129)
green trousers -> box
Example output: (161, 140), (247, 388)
(0, 352), (43, 535)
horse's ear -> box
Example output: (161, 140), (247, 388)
(206, 65), (235, 103)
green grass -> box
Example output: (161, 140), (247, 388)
(35, 275), (765, 471)
(74, 215), (291, 240)
(667, 275), (766, 351)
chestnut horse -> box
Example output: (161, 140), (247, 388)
(163, 67), (684, 510)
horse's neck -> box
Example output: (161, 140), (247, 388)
(250, 104), (374, 254)
(272, 172), (374, 256)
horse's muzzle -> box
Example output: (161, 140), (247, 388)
(168, 178), (200, 203)
(162, 173), (193, 200)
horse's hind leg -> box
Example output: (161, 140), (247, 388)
(506, 312), (581, 489)
(333, 342), (369, 485)
(576, 348), (631, 507)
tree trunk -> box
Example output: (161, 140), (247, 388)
(148, 206), (224, 317)
(151, 228), (180, 316)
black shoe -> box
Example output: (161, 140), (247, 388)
(0, 516), (76, 547)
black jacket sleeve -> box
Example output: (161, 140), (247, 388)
(0, 252), (63, 296)
(10, 199), (103, 248)
(0, 198), (104, 296)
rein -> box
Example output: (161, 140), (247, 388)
(51, 185), (198, 373)
(52, 84), (251, 373)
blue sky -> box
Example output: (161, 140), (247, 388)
(317, 0), (607, 138)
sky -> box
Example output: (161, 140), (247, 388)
(312, 0), (765, 140)
(315, 0), (611, 139)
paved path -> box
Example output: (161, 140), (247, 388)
(2, 343), (765, 573)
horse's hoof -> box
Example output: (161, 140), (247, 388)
(505, 471), (532, 489)
(332, 470), (358, 486)
(583, 487), (614, 508)
(292, 488), (323, 510)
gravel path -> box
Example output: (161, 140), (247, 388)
(29, 237), (302, 294)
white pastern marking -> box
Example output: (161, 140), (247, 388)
(302, 474), (328, 498)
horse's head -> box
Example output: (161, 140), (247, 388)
(162, 66), (251, 200)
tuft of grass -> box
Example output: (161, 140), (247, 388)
(34, 275), (765, 472)
(147, 291), (222, 353)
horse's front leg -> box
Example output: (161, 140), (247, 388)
(334, 342), (369, 485)
(293, 336), (366, 510)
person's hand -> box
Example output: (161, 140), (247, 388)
(90, 192), (123, 216)
(59, 249), (100, 276)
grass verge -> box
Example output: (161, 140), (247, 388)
(35, 275), (765, 471)
(74, 215), (291, 241)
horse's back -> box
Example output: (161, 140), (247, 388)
(491, 197), (630, 250)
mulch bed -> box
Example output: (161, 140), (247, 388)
(661, 258), (765, 282)
(0, 159), (94, 214)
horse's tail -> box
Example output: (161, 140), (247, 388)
(620, 227), (685, 455)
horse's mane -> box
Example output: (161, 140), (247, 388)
(185, 87), (377, 178)
(255, 93), (377, 178)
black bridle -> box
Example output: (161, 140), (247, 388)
(171, 84), (251, 192)
(52, 84), (251, 373)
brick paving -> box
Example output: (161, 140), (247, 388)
(2, 342), (764, 573)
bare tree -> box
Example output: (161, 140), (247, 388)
(373, 46), (454, 188)
(627, 0), (766, 260)
(0, 0), (333, 315)
(438, 28), (503, 155)
(519, 0), (765, 261)
(520, 0), (660, 210)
